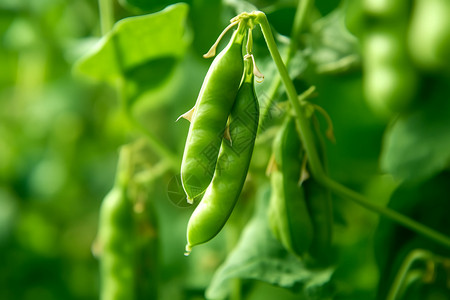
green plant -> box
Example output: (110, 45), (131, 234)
(85, 1), (450, 298)
(3, 0), (450, 299)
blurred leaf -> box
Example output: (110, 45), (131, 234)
(74, 3), (191, 84)
(118, 0), (157, 11)
(224, 0), (258, 15)
(3, 18), (39, 49)
(118, 0), (179, 12)
(288, 50), (308, 79)
(381, 88), (450, 182)
(0, 188), (17, 243)
(373, 171), (450, 299)
(16, 209), (59, 256)
(206, 186), (334, 300)
(307, 5), (360, 74)
(124, 56), (178, 104)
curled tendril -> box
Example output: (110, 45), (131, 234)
(203, 21), (239, 58)
(243, 53), (264, 83)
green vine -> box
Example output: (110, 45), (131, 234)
(98, 0), (114, 35)
(259, 0), (314, 131)
(98, 0), (450, 248)
(386, 249), (435, 300)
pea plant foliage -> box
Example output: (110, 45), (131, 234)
(76, 1), (450, 299)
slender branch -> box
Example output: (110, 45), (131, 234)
(288, 0), (314, 59)
(387, 249), (433, 300)
(324, 177), (450, 248)
(134, 161), (172, 184)
(259, 0), (314, 131)
(255, 11), (325, 180)
(254, 11), (450, 249)
(98, 0), (114, 35)
(114, 144), (133, 188)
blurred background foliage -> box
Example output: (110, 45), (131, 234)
(0, 0), (449, 299)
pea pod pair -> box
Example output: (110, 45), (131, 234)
(180, 22), (247, 203)
(98, 148), (135, 300)
(185, 55), (259, 253)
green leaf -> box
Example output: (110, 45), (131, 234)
(206, 186), (334, 300)
(74, 3), (191, 84)
(224, 0), (258, 15)
(307, 5), (360, 74)
(381, 89), (450, 182)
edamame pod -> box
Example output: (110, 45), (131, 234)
(268, 117), (314, 257)
(185, 55), (259, 253)
(181, 22), (247, 202)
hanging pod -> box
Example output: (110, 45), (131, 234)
(180, 21), (247, 203)
(97, 147), (136, 300)
(185, 54), (259, 254)
(268, 116), (314, 257)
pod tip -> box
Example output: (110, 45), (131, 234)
(184, 244), (192, 256)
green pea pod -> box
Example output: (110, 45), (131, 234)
(408, 0), (450, 71)
(181, 22), (247, 202)
(185, 55), (259, 253)
(98, 148), (135, 300)
(362, 24), (418, 114)
(268, 117), (314, 257)
(303, 122), (333, 265)
(363, 0), (410, 18)
(361, 0), (417, 115)
(303, 179), (333, 264)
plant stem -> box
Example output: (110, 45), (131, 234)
(386, 249), (433, 300)
(324, 177), (450, 248)
(115, 144), (133, 188)
(98, 0), (114, 35)
(258, 0), (314, 132)
(128, 116), (181, 171)
(255, 11), (325, 180)
(288, 0), (314, 59)
(254, 11), (450, 249)
(134, 161), (172, 184)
